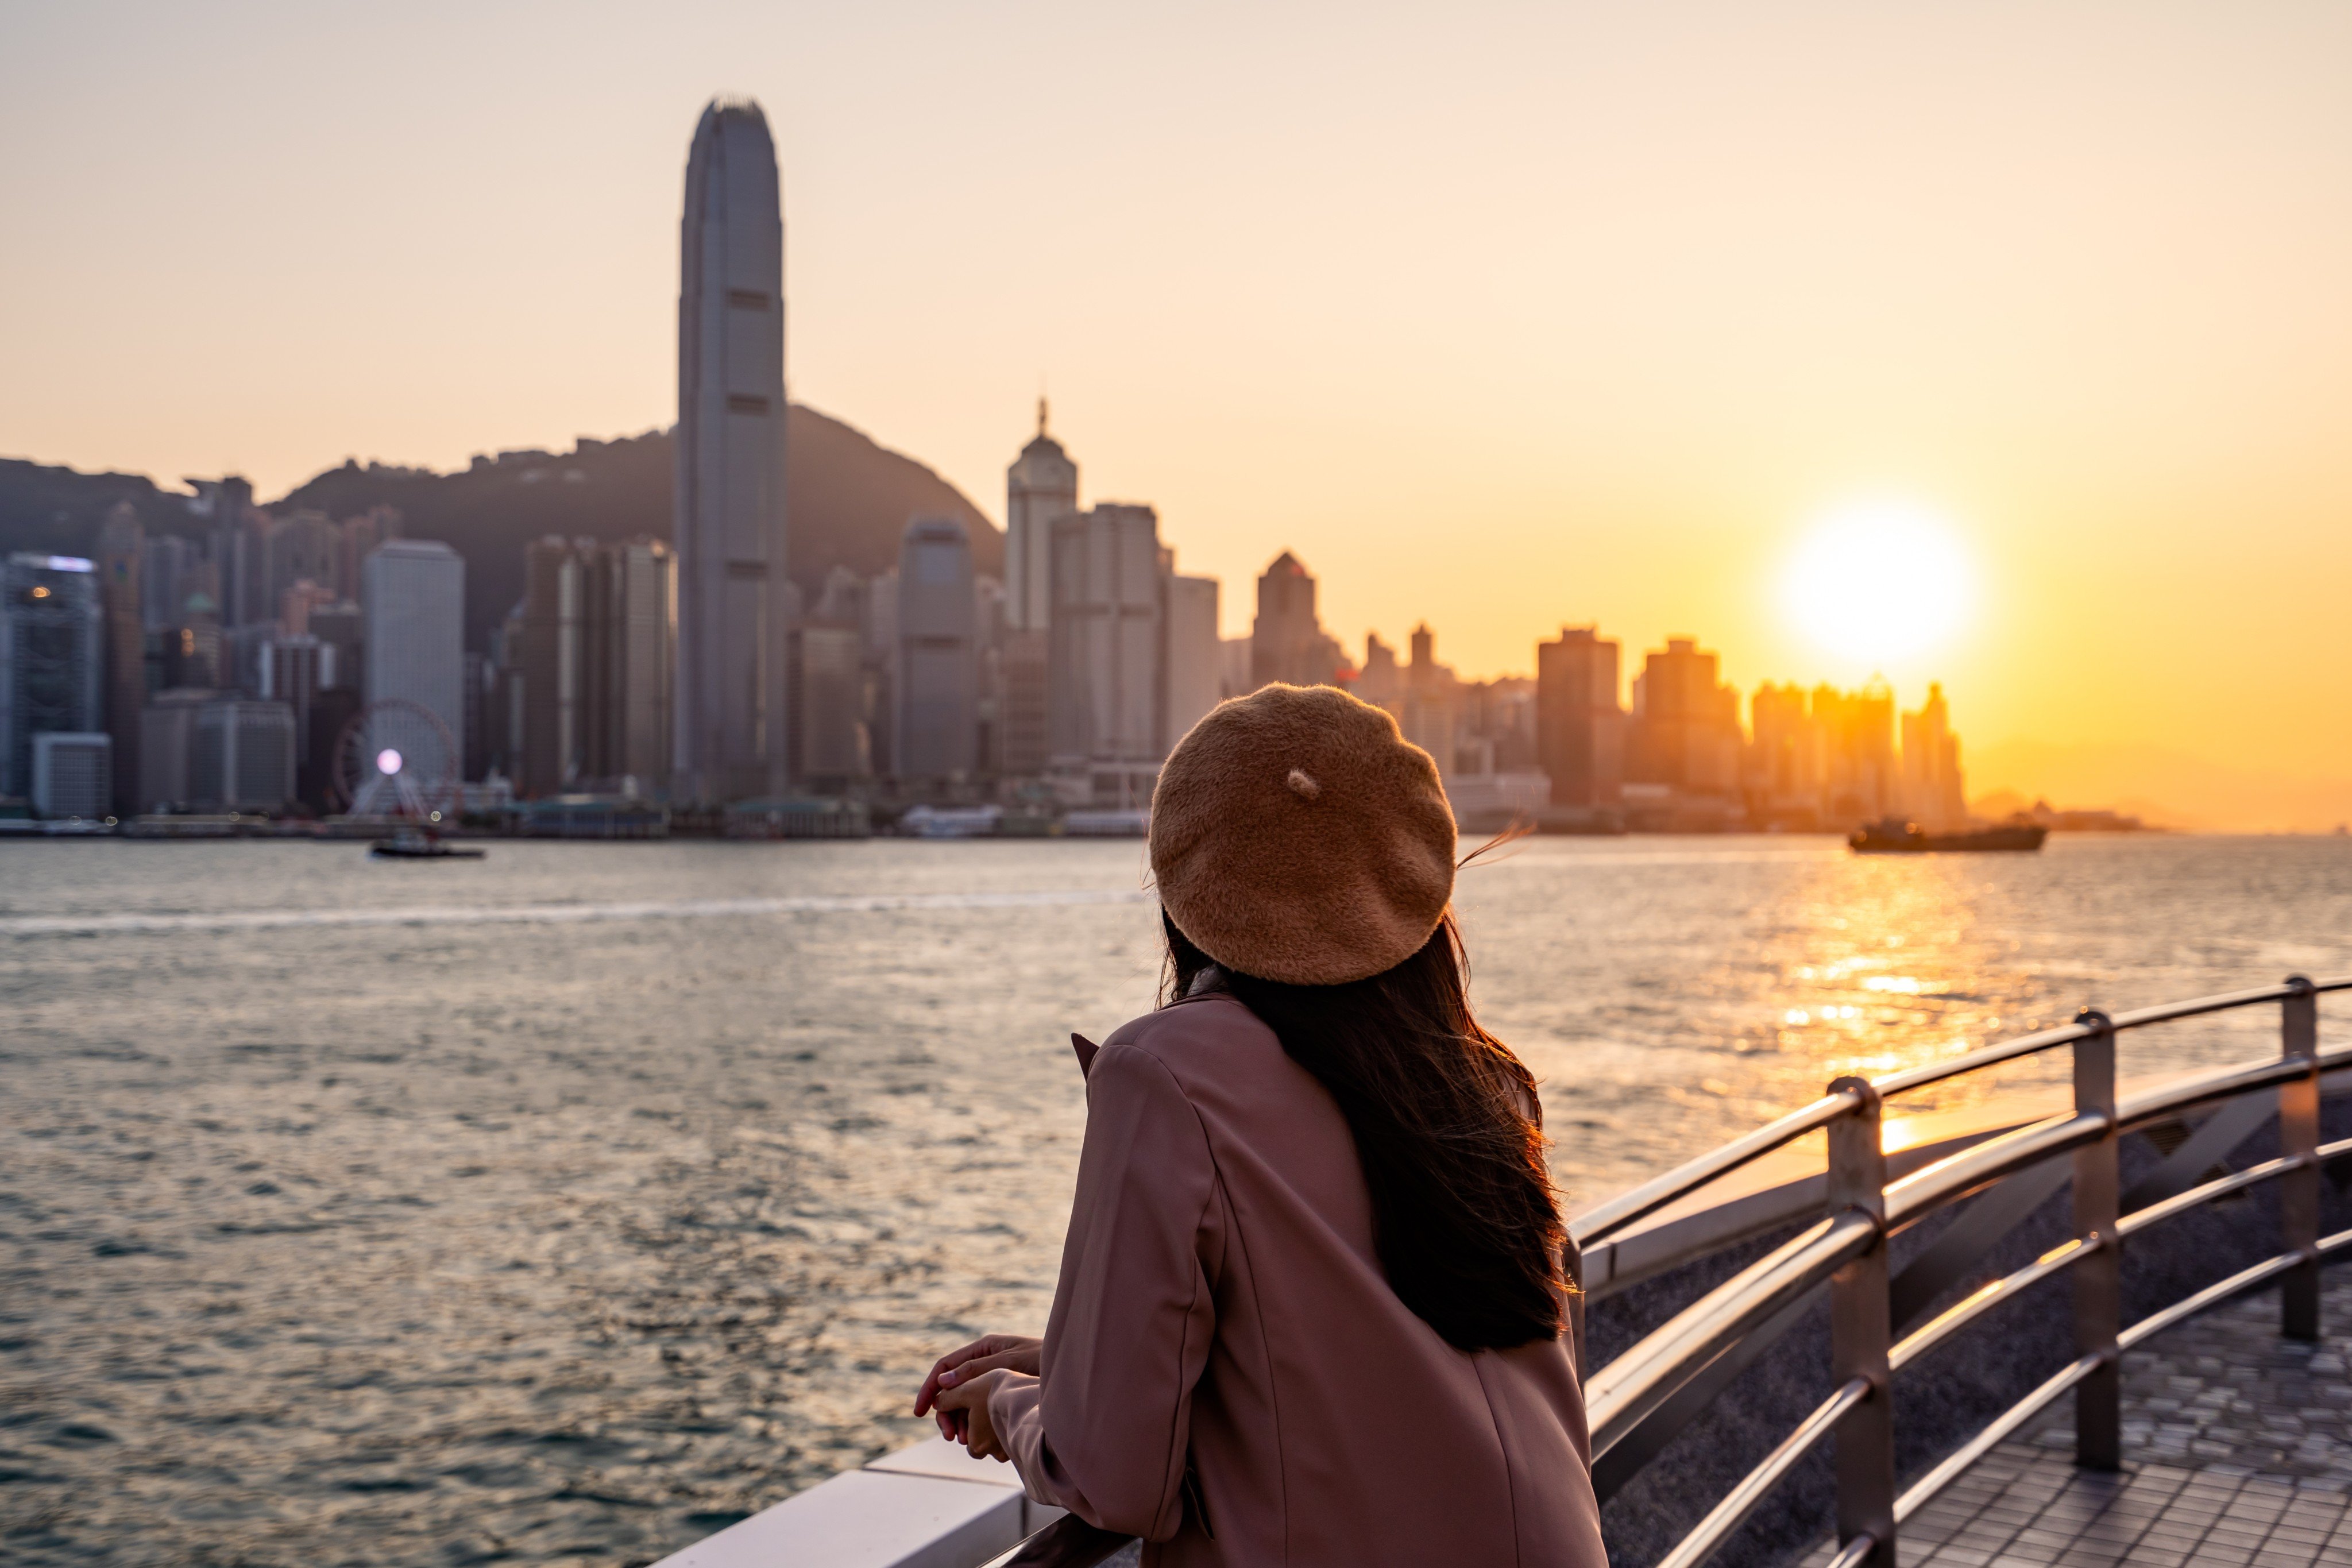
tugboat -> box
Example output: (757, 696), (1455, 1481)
(1850, 817), (2048, 854)
(370, 825), (486, 860)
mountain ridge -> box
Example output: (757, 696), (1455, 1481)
(0, 404), (1001, 654)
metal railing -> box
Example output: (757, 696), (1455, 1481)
(985, 973), (2350, 1568)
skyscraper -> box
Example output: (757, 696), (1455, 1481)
(190, 698), (296, 812)
(139, 531), (196, 634)
(1626, 638), (1742, 795)
(96, 505), (144, 815)
(586, 539), (675, 789)
(339, 507), (401, 602)
(362, 539), (466, 770)
(1162, 570), (1222, 747)
(1, 553), (104, 802)
(1536, 626), (1624, 810)
(1046, 504), (1165, 805)
(518, 536), (587, 796)
(505, 536), (676, 797)
(1900, 682), (1967, 831)
(675, 98), (787, 802)
(268, 511), (339, 612)
(1005, 401), (1077, 631)
(1813, 680), (1898, 824)
(895, 517), (978, 782)
(1249, 552), (1345, 690)
(1385, 625), (1463, 775)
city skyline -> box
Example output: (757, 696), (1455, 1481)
(6, 4), (2351, 828)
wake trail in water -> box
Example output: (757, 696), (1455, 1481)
(0, 887), (1154, 939)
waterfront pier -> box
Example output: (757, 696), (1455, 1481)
(656, 974), (2352, 1568)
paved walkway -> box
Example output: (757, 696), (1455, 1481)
(1802, 1277), (2352, 1567)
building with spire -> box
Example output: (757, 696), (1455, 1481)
(674, 97), (787, 802)
(1005, 400), (1077, 634)
(1249, 552), (1345, 690)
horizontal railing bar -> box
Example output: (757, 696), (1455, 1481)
(1824, 1531), (1879, 1568)
(2117, 1155), (2302, 1240)
(1888, 1235), (2099, 1374)
(1591, 1281), (1825, 1503)
(2117, 1252), (2302, 1353)
(2107, 982), (2304, 1031)
(1868, 974), (2352, 1103)
(1573, 1091), (1863, 1248)
(2116, 1054), (2312, 1131)
(1577, 979), (2352, 1257)
(1873, 1022), (2094, 1098)
(1653, 1377), (1874, 1568)
(1588, 1211), (1878, 1453)
(1885, 1111), (2106, 1229)
(2322, 1134), (2352, 1163)
(1893, 1351), (2105, 1525)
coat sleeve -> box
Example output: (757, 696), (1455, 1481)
(990, 1041), (1222, 1540)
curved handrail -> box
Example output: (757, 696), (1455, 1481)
(1573, 973), (2352, 1261)
(1573, 1090), (1863, 1247)
(983, 975), (2349, 1568)
(1586, 1211), (1878, 1452)
(1595, 972), (2347, 1568)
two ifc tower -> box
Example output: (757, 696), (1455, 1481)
(675, 98), (787, 804)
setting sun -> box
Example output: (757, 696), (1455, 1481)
(1778, 500), (1978, 668)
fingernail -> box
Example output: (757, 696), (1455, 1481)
(939, 1370), (956, 1386)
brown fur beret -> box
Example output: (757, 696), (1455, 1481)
(1149, 683), (1457, 986)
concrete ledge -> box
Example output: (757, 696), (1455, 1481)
(652, 1438), (1064, 1568)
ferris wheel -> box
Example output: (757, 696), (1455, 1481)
(332, 698), (460, 820)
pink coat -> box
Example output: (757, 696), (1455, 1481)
(989, 990), (1608, 1566)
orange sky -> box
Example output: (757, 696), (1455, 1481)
(3, 3), (2349, 827)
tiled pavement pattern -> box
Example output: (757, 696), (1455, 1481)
(1798, 1277), (2352, 1566)
(1891, 1447), (2352, 1566)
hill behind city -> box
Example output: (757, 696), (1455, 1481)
(0, 404), (1001, 652)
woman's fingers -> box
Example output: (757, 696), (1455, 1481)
(935, 1372), (1004, 1459)
(914, 1334), (1040, 1415)
(915, 1335), (1019, 1413)
(934, 1349), (1028, 1390)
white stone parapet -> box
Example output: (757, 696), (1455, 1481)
(651, 1436), (1061, 1568)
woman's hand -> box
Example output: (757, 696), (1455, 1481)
(914, 1334), (1041, 1442)
(930, 1367), (1020, 1462)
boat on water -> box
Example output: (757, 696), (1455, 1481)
(1850, 818), (2048, 853)
(370, 828), (485, 860)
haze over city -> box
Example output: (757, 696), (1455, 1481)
(6, 1), (2351, 827)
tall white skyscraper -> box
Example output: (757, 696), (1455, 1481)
(362, 539), (466, 760)
(675, 98), (788, 802)
(1005, 401), (1077, 632)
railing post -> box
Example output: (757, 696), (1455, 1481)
(2281, 975), (2320, 1341)
(2072, 1009), (2121, 1472)
(1826, 1076), (1894, 1567)
(1567, 1245), (1588, 1382)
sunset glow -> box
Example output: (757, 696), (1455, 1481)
(1779, 502), (1977, 669)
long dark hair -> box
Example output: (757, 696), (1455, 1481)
(1163, 910), (1570, 1351)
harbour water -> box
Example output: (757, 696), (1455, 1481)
(3, 834), (2346, 1566)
